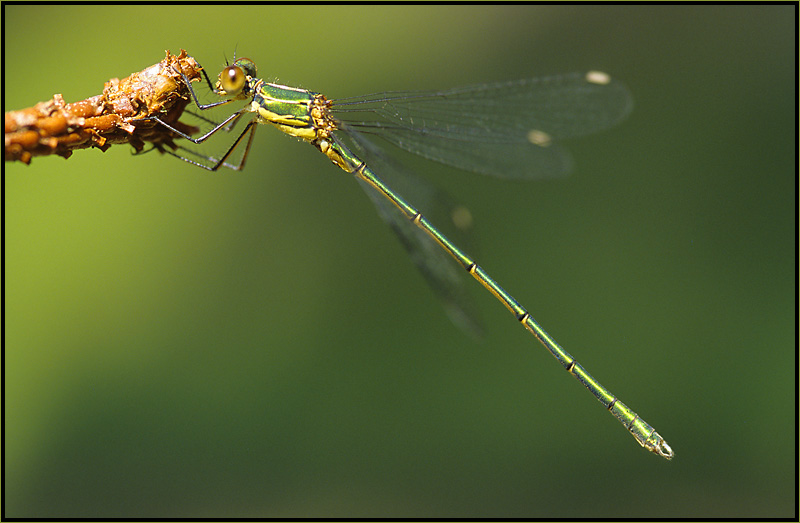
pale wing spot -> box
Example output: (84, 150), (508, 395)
(451, 205), (473, 231)
(527, 129), (552, 147)
(586, 70), (611, 85)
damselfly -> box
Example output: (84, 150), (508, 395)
(142, 56), (673, 459)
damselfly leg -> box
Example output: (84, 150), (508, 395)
(130, 56), (259, 170)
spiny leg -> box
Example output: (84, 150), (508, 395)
(157, 119), (259, 171)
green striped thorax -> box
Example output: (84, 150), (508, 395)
(214, 57), (352, 171)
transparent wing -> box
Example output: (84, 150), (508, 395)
(333, 72), (632, 178)
(337, 128), (484, 337)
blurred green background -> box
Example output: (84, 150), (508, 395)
(4, 4), (795, 518)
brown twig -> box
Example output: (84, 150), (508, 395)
(4, 49), (205, 165)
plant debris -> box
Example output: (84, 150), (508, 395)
(5, 49), (204, 165)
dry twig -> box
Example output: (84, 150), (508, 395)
(5, 49), (204, 165)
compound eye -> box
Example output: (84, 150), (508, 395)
(220, 65), (245, 95)
(234, 58), (257, 79)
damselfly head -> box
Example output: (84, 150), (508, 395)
(216, 58), (257, 98)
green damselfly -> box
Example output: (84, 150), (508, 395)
(143, 56), (673, 460)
